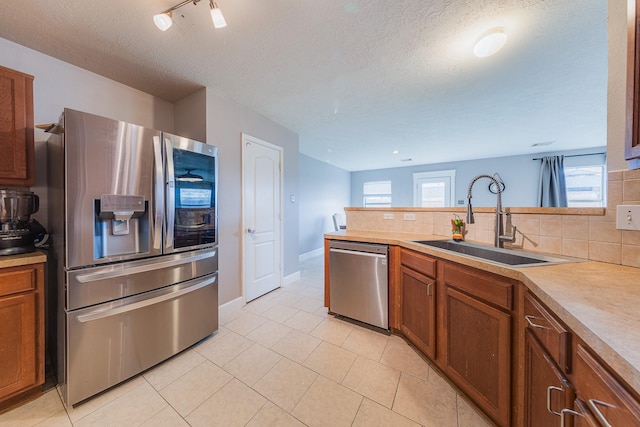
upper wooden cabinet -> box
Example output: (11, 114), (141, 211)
(627, 0), (640, 165)
(0, 65), (35, 187)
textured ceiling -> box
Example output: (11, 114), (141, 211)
(0, 1), (607, 171)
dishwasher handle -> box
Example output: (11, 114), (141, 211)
(330, 248), (387, 259)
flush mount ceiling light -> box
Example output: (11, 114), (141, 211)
(153, 0), (227, 31)
(473, 28), (508, 58)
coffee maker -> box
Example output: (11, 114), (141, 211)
(0, 188), (45, 255)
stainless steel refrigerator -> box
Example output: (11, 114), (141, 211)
(47, 108), (219, 406)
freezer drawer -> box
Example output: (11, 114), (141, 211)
(329, 241), (388, 329)
(66, 248), (217, 310)
(61, 273), (218, 406)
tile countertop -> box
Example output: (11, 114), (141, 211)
(325, 230), (640, 395)
(0, 250), (47, 269)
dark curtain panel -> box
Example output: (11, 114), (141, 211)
(538, 156), (568, 207)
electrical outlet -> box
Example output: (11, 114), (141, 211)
(403, 213), (416, 221)
(383, 213), (394, 220)
(616, 205), (640, 230)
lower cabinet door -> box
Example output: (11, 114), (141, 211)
(400, 266), (435, 358)
(0, 293), (37, 399)
(524, 329), (575, 427)
(573, 344), (640, 427)
(442, 286), (511, 426)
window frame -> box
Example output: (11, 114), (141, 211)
(564, 164), (607, 208)
(413, 170), (456, 207)
(363, 180), (392, 207)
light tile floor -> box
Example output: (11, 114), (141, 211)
(0, 255), (494, 426)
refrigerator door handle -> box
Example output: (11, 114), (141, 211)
(164, 137), (176, 249)
(153, 136), (164, 250)
(76, 275), (216, 323)
(74, 250), (217, 283)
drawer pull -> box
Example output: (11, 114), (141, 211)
(588, 399), (614, 427)
(547, 385), (563, 416)
(525, 315), (548, 329)
(560, 408), (582, 427)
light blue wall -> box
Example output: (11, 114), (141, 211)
(299, 154), (351, 254)
(351, 148), (606, 208)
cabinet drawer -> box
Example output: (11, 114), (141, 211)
(574, 344), (640, 427)
(400, 248), (436, 278)
(442, 262), (513, 310)
(0, 267), (35, 297)
(524, 292), (571, 373)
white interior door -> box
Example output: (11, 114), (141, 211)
(242, 134), (283, 302)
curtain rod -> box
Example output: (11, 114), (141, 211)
(532, 152), (606, 161)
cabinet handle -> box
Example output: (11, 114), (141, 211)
(560, 408), (582, 427)
(547, 385), (563, 416)
(588, 399), (614, 427)
(525, 315), (548, 329)
(427, 283), (433, 296)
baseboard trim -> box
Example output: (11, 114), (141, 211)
(219, 296), (244, 317)
(283, 271), (301, 286)
(299, 247), (323, 262)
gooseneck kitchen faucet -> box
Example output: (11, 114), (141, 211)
(466, 174), (517, 248)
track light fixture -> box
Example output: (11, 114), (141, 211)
(209, 1), (227, 28)
(153, 0), (227, 31)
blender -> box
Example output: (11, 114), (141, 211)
(0, 188), (45, 255)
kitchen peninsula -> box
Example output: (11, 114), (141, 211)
(324, 229), (640, 426)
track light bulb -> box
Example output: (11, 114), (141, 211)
(210, 1), (227, 28)
(153, 12), (173, 31)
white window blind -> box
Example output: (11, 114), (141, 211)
(363, 181), (392, 207)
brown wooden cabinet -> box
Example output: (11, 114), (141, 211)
(399, 249), (436, 359)
(0, 261), (44, 405)
(627, 0), (640, 166)
(524, 329), (575, 427)
(570, 344), (640, 427)
(523, 292), (575, 427)
(0, 65), (35, 187)
(439, 262), (514, 427)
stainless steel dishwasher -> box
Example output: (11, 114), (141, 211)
(329, 240), (389, 329)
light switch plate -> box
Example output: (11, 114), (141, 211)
(403, 213), (416, 221)
(616, 205), (640, 230)
(383, 213), (394, 220)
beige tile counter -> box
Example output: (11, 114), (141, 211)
(325, 230), (640, 394)
(0, 250), (46, 269)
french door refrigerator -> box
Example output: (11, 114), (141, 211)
(47, 108), (219, 406)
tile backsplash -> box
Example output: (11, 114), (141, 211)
(346, 170), (640, 269)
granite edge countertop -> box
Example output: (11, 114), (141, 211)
(325, 230), (640, 395)
(0, 250), (47, 269)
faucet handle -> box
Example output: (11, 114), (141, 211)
(500, 225), (517, 243)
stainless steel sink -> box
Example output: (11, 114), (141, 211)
(413, 240), (573, 267)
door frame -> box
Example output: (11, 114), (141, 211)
(241, 133), (284, 303)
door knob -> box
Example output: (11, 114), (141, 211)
(247, 228), (256, 235)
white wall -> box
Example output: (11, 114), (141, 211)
(174, 88), (207, 142)
(0, 37), (174, 228)
(298, 154), (351, 255)
(351, 147), (606, 208)
(205, 88), (299, 306)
